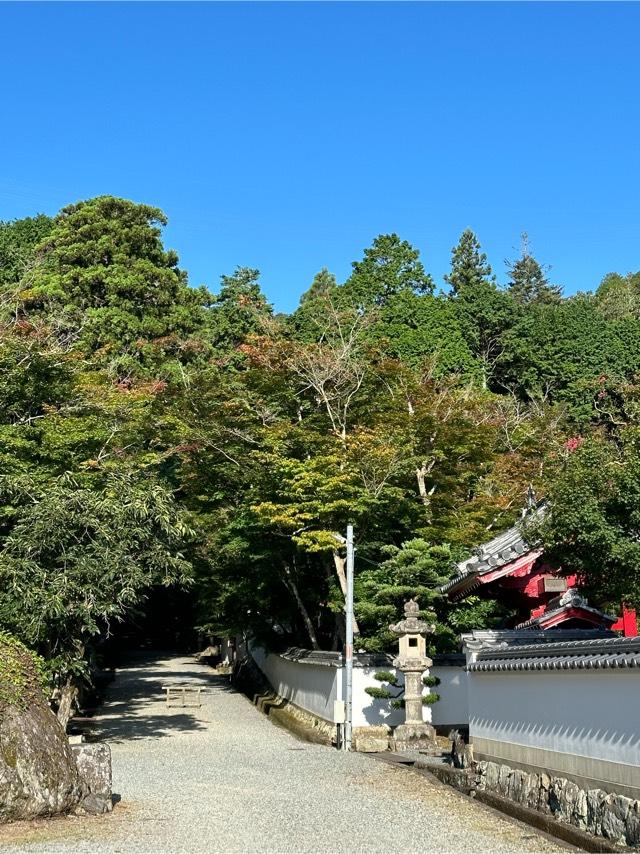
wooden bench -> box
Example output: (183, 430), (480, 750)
(162, 686), (203, 708)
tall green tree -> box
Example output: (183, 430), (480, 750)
(497, 296), (640, 422)
(506, 233), (562, 305)
(289, 269), (339, 343)
(208, 267), (272, 355)
(18, 196), (211, 376)
(446, 229), (514, 388)
(355, 538), (508, 653)
(301, 268), (337, 305)
(0, 214), (54, 291)
(536, 429), (640, 609)
(595, 271), (640, 321)
(341, 233), (433, 310)
(445, 228), (494, 297)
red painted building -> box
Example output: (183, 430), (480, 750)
(442, 504), (637, 636)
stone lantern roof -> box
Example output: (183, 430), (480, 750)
(389, 599), (435, 638)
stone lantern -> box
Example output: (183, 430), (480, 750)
(389, 599), (437, 751)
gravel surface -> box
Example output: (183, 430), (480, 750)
(0, 654), (568, 853)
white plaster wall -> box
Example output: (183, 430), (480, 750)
(251, 650), (439, 728)
(351, 667), (405, 728)
(430, 666), (468, 728)
(468, 670), (640, 766)
(251, 647), (340, 723)
(348, 666), (438, 728)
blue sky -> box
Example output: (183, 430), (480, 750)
(1, 2), (639, 311)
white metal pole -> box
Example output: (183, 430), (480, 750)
(344, 524), (354, 751)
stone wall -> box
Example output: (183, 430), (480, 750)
(477, 760), (640, 848)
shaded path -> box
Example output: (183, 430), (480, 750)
(3, 654), (567, 853)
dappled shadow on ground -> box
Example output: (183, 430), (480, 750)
(75, 653), (237, 742)
(89, 709), (207, 742)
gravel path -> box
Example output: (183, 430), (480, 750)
(1, 654), (568, 853)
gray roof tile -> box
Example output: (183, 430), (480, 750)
(468, 636), (640, 673)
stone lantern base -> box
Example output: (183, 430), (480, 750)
(391, 722), (437, 753)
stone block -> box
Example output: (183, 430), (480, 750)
(391, 722), (436, 752)
(71, 743), (112, 813)
(586, 788), (607, 836)
(521, 772), (541, 810)
(465, 759), (639, 848)
(497, 763), (511, 797)
(557, 779), (580, 824)
(481, 761), (500, 792)
(625, 800), (640, 848)
(601, 793), (631, 844)
(506, 768), (527, 804)
(572, 788), (588, 830)
(353, 726), (390, 753)
(538, 771), (551, 814)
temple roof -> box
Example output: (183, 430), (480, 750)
(441, 502), (546, 597)
(515, 588), (616, 631)
(468, 635), (640, 673)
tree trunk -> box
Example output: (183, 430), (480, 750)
(56, 677), (78, 731)
(332, 551), (360, 635)
(283, 566), (320, 650)
(416, 459), (435, 508)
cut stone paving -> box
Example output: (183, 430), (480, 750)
(0, 654), (568, 853)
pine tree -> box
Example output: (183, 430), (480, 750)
(342, 233), (433, 309)
(506, 234), (561, 305)
(444, 228), (494, 296)
(445, 230), (513, 388)
(208, 267), (272, 354)
(300, 268), (337, 305)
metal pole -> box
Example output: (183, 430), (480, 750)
(344, 524), (354, 751)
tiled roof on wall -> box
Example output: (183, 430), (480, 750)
(468, 636), (640, 673)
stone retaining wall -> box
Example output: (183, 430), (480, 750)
(477, 760), (640, 848)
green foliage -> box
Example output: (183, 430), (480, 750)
(289, 269), (339, 342)
(446, 229), (515, 386)
(595, 271), (640, 321)
(341, 233), (433, 310)
(497, 296), (640, 422)
(17, 196), (211, 376)
(373, 670), (398, 686)
(355, 539), (451, 652)
(368, 291), (477, 376)
(535, 427), (640, 608)
(0, 214), (53, 290)
(422, 675), (440, 687)
(2, 192), (638, 675)
(364, 686), (393, 700)
(506, 234), (562, 305)
(208, 267), (272, 356)
(422, 692), (440, 705)
(445, 228), (494, 297)
(0, 469), (193, 681)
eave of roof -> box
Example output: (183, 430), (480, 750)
(442, 548), (542, 598)
(441, 502), (546, 596)
(516, 603), (616, 631)
(468, 636), (640, 673)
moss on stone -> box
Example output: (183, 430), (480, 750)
(0, 631), (46, 713)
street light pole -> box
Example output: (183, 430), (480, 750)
(344, 523), (354, 751)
